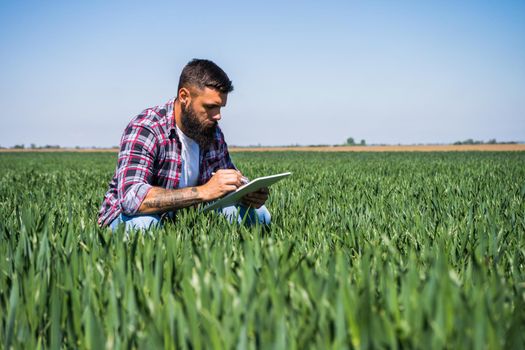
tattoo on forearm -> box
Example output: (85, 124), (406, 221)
(143, 187), (200, 210)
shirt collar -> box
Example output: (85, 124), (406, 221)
(165, 97), (177, 138)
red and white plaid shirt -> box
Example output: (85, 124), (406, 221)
(98, 98), (236, 227)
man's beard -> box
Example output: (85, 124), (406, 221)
(180, 102), (217, 148)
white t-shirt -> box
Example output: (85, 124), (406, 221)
(176, 127), (200, 188)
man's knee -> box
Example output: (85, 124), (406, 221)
(110, 213), (161, 232)
(219, 204), (271, 226)
(256, 205), (271, 225)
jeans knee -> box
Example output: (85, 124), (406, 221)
(257, 206), (271, 225)
(110, 213), (161, 232)
(219, 204), (271, 227)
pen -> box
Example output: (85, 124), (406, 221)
(211, 171), (249, 185)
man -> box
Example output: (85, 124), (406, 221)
(98, 59), (270, 231)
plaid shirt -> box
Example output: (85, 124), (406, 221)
(98, 98), (236, 227)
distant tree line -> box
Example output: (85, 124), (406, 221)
(346, 137), (366, 146)
(9, 144), (62, 149)
(2, 138), (519, 150)
(453, 139), (517, 145)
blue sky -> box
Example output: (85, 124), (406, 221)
(1, 0), (524, 147)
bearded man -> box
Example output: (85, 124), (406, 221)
(98, 59), (270, 231)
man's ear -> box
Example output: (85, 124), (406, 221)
(178, 87), (191, 105)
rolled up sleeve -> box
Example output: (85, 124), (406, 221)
(116, 123), (157, 215)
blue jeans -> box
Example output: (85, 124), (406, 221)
(109, 204), (271, 232)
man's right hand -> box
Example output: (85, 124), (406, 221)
(200, 169), (243, 201)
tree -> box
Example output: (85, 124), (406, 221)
(360, 139), (366, 146)
(346, 137), (355, 145)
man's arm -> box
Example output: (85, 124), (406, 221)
(138, 187), (203, 214)
(137, 169), (244, 214)
(213, 128), (269, 209)
(116, 123), (157, 216)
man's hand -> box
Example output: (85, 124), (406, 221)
(241, 187), (270, 209)
(200, 169), (244, 202)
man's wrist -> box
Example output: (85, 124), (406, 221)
(196, 184), (211, 202)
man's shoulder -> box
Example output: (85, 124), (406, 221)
(127, 100), (173, 133)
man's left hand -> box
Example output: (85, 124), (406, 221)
(241, 187), (269, 209)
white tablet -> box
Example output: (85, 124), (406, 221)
(202, 172), (292, 212)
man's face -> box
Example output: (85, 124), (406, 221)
(180, 86), (228, 148)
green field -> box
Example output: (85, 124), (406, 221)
(1, 151), (524, 349)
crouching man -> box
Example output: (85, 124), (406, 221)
(98, 59), (270, 231)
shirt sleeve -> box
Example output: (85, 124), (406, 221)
(218, 127), (237, 170)
(116, 122), (157, 215)
(198, 126), (237, 185)
(223, 146), (237, 170)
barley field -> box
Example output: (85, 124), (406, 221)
(1, 151), (524, 349)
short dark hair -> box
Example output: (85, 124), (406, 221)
(178, 59), (234, 94)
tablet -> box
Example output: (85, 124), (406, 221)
(202, 172), (291, 212)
